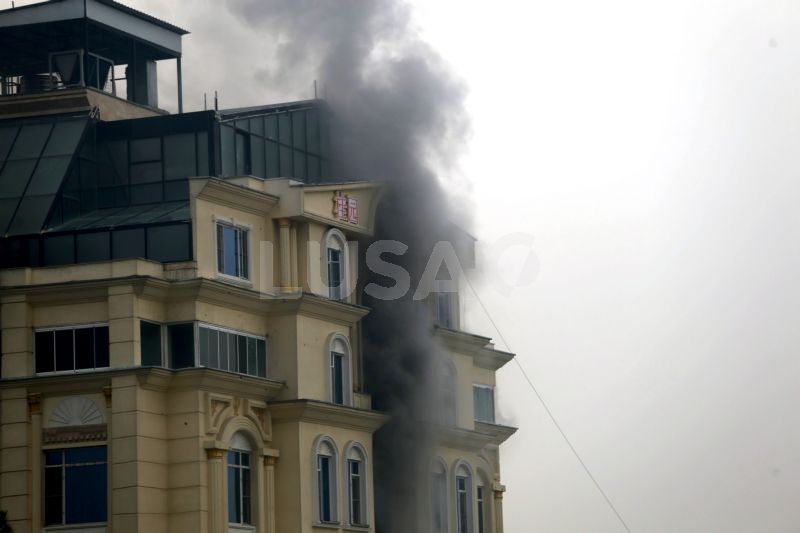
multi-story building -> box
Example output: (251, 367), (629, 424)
(0, 2), (516, 533)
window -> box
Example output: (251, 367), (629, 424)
(473, 384), (496, 423)
(477, 477), (489, 533)
(435, 291), (455, 329)
(324, 228), (348, 301)
(35, 325), (109, 374)
(455, 463), (473, 533)
(140, 320), (162, 366)
(315, 438), (338, 524)
(431, 459), (448, 533)
(329, 334), (351, 406)
(198, 324), (267, 378)
(216, 222), (249, 279)
(228, 434), (253, 526)
(168, 322), (195, 369)
(346, 444), (368, 526)
(44, 446), (107, 526)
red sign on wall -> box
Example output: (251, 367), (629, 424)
(333, 191), (359, 224)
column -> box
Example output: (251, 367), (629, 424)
(264, 456), (277, 533)
(494, 488), (505, 533)
(278, 218), (292, 291)
(207, 448), (226, 533)
(107, 285), (139, 368)
(29, 394), (42, 533)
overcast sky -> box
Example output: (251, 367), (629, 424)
(14, 0), (800, 530)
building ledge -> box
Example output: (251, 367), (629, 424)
(0, 87), (166, 121)
(269, 399), (388, 432)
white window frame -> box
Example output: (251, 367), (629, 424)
(454, 461), (474, 533)
(476, 470), (492, 533)
(214, 217), (252, 282)
(312, 436), (340, 525)
(472, 383), (496, 424)
(434, 290), (458, 329)
(323, 227), (349, 302)
(197, 322), (268, 378)
(34, 322), (110, 376)
(228, 432), (255, 529)
(343, 442), (369, 527)
(328, 333), (353, 406)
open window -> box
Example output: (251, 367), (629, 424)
(324, 228), (348, 301)
(329, 334), (352, 406)
(216, 220), (250, 280)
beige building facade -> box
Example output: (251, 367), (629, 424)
(0, 2), (515, 533)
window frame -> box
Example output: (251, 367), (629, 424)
(454, 461), (474, 533)
(344, 442), (369, 527)
(438, 359), (458, 426)
(323, 227), (349, 302)
(43, 445), (108, 527)
(328, 333), (353, 406)
(34, 323), (110, 376)
(435, 290), (457, 329)
(430, 457), (449, 533)
(313, 436), (340, 526)
(473, 383), (496, 424)
(227, 450), (253, 526)
(214, 218), (252, 282)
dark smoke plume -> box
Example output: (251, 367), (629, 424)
(225, 1), (471, 530)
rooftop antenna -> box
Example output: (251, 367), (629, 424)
(214, 90), (218, 111)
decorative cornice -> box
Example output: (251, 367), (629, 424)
(474, 421), (518, 446)
(434, 422), (518, 452)
(434, 326), (492, 357)
(193, 177), (279, 216)
(43, 424), (107, 444)
(269, 400), (387, 433)
(474, 346), (515, 371)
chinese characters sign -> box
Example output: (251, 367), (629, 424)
(333, 191), (359, 224)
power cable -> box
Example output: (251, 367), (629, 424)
(462, 274), (634, 533)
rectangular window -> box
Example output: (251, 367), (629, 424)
(473, 385), (496, 423)
(327, 248), (342, 300)
(197, 324), (267, 378)
(432, 471), (447, 532)
(227, 450), (252, 525)
(457, 476), (469, 533)
(44, 446), (107, 526)
(318, 455), (333, 523)
(436, 292), (455, 329)
(35, 325), (110, 374)
(348, 459), (364, 525)
(168, 323), (195, 369)
(216, 222), (249, 279)
(331, 352), (344, 405)
(140, 321), (162, 367)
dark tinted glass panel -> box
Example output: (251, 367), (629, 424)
(265, 115), (278, 140)
(279, 146), (293, 177)
(208, 329), (219, 369)
(0, 198), (18, 233)
(219, 224), (238, 275)
(307, 111), (320, 154)
(74, 327), (95, 369)
(35, 330), (55, 373)
(242, 467), (252, 524)
(164, 180), (189, 201)
(220, 125), (235, 176)
(104, 140), (128, 184)
(147, 224), (191, 262)
(228, 334), (237, 372)
(265, 141), (279, 177)
(65, 463), (107, 523)
(169, 323), (195, 369)
(0, 158), (36, 198)
(292, 112), (306, 150)
(55, 329), (74, 371)
(278, 114), (291, 145)
(43, 121), (86, 156)
(45, 450), (63, 466)
(218, 331), (229, 371)
(250, 116), (264, 136)
(76, 232), (110, 263)
(197, 132), (209, 175)
(293, 151), (306, 180)
(112, 228), (145, 259)
(8, 123), (51, 160)
(44, 466), (63, 525)
(130, 138), (161, 162)
(164, 133), (196, 180)
(0, 125), (19, 161)
(247, 337), (257, 376)
(237, 335), (247, 375)
(307, 155), (320, 181)
(140, 321), (162, 366)
(94, 326), (109, 367)
(228, 464), (240, 523)
(235, 131), (250, 175)
(131, 183), (162, 205)
(198, 326), (209, 367)
(256, 339), (266, 378)
(65, 446), (106, 463)
(8, 195), (55, 235)
(251, 137), (265, 178)
(130, 161), (162, 184)
(25, 156), (72, 196)
(43, 234), (75, 266)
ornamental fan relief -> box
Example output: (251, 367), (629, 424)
(49, 396), (105, 427)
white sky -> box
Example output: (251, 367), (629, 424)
(11, 0), (800, 530)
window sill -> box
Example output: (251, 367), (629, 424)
(44, 523), (107, 532)
(215, 273), (253, 287)
(343, 525), (371, 532)
(312, 521), (342, 530)
(36, 367), (111, 377)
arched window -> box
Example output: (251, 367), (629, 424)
(228, 432), (253, 528)
(329, 334), (352, 406)
(324, 228), (348, 301)
(344, 442), (368, 526)
(431, 458), (448, 533)
(314, 436), (339, 524)
(455, 462), (473, 533)
(476, 470), (491, 533)
(438, 359), (457, 426)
